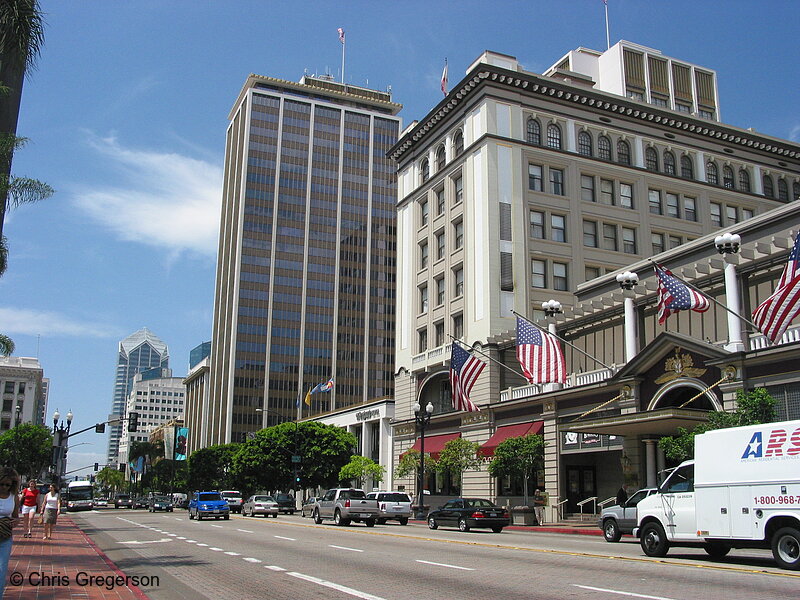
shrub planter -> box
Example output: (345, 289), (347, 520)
(511, 506), (537, 525)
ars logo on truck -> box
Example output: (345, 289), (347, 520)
(741, 427), (800, 459)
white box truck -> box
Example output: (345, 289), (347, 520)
(635, 418), (800, 570)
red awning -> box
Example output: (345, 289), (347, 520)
(406, 432), (461, 458)
(478, 421), (544, 457)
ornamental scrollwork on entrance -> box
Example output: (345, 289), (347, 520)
(654, 347), (707, 384)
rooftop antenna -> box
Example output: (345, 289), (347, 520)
(604, 0), (611, 50)
(36, 334), (40, 358)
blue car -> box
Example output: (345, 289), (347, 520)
(188, 491), (230, 521)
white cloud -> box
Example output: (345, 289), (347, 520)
(73, 136), (223, 258)
(789, 124), (800, 143)
(0, 307), (120, 338)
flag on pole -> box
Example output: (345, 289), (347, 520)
(752, 235), (800, 344)
(449, 344), (485, 412)
(311, 377), (334, 394)
(337, 27), (345, 44)
(655, 264), (710, 324)
(516, 316), (566, 384)
(304, 388), (312, 406)
(440, 59), (448, 96)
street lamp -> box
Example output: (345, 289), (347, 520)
(52, 409), (73, 487)
(541, 299), (563, 318)
(714, 232), (741, 256)
(256, 407), (302, 496)
(414, 401), (434, 520)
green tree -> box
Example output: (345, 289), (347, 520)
(186, 443), (239, 492)
(232, 422), (356, 494)
(487, 434), (545, 506)
(659, 388), (777, 462)
(436, 437), (483, 495)
(95, 466), (125, 495)
(0, 422), (52, 480)
(338, 455), (385, 488)
(393, 449), (438, 498)
(0, 333), (12, 356)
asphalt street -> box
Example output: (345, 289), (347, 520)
(71, 509), (799, 600)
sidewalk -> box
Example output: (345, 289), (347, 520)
(5, 516), (148, 600)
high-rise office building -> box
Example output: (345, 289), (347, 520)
(106, 327), (169, 465)
(206, 73), (402, 444)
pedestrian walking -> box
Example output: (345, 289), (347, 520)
(41, 484), (60, 540)
(0, 467), (20, 598)
(19, 480), (40, 537)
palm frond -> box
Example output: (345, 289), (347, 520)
(0, 235), (7, 276)
(0, 0), (46, 72)
(0, 334), (14, 356)
(5, 175), (53, 208)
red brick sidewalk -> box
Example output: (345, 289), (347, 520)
(5, 516), (148, 599)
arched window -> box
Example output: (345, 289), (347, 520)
(645, 147), (659, 171)
(762, 174), (774, 198)
(706, 161), (718, 185)
(778, 178), (789, 201)
(617, 140), (631, 165)
(526, 118), (541, 145)
(738, 168), (751, 192)
(421, 158), (430, 183)
(577, 131), (593, 156)
(453, 130), (464, 157)
(598, 135), (612, 161)
(436, 145), (446, 171)
(723, 166), (734, 189)
(663, 151), (676, 175)
(547, 123), (562, 149)
(794, 181), (800, 201)
(680, 155), (694, 179)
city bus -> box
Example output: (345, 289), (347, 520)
(64, 480), (94, 511)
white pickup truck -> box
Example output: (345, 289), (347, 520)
(312, 488), (379, 527)
(635, 418), (800, 570)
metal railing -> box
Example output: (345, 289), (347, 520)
(576, 496), (598, 520)
(553, 497), (568, 522)
(597, 496), (616, 510)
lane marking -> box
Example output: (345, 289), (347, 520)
(237, 529), (253, 533)
(243, 558), (262, 563)
(120, 538), (172, 545)
(572, 585), (676, 600)
(328, 544), (363, 553)
(274, 535), (296, 541)
(210, 524), (223, 528)
(196, 543), (209, 547)
(265, 566), (286, 571)
(225, 551), (241, 556)
(176, 536), (186, 540)
(167, 533), (177, 537)
(288, 572), (386, 600)
(209, 547), (224, 552)
(416, 559), (474, 571)
(185, 540), (196, 543)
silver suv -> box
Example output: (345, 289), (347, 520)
(598, 487), (657, 542)
(366, 491), (412, 525)
(220, 490), (244, 514)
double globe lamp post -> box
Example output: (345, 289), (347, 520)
(52, 409), (73, 487)
(414, 401), (434, 520)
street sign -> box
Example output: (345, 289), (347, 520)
(291, 455), (301, 463)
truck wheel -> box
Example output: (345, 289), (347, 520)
(334, 510), (350, 526)
(399, 517), (408, 526)
(428, 517), (438, 530)
(188, 511), (194, 520)
(603, 519), (622, 543)
(365, 519), (376, 527)
(377, 518), (386, 525)
(313, 508), (322, 524)
(772, 527), (800, 570)
(458, 518), (470, 532)
(703, 542), (731, 559)
(640, 522), (669, 557)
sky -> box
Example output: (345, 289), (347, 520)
(2, 0), (799, 478)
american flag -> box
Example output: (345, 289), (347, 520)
(655, 264), (710, 324)
(449, 343), (485, 412)
(516, 316), (566, 384)
(753, 235), (800, 344)
(440, 59), (448, 96)
(337, 27), (345, 44)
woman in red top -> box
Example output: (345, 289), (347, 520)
(19, 480), (40, 538)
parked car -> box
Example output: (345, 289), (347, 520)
(427, 498), (509, 533)
(242, 495), (279, 518)
(134, 496), (149, 509)
(93, 498), (108, 509)
(148, 495), (174, 513)
(301, 497), (319, 518)
(312, 488), (379, 526)
(188, 491), (230, 521)
(274, 493), (296, 515)
(114, 493), (133, 509)
(366, 491), (412, 525)
(220, 490), (244, 514)
(598, 487), (657, 542)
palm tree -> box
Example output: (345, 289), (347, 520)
(0, 0), (46, 237)
(0, 334), (13, 356)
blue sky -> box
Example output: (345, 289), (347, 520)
(2, 0), (799, 476)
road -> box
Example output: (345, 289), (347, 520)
(71, 509), (799, 600)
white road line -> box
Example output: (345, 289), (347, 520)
(274, 535), (296, 541)
(185, 540), (196, 543)
(328, 544), (363, 553)
(210, 524), (223, 528)
(196, 543), (209, 547)
(209, 547), (224, 552)
(120, 538), (173, 545)
(416, 559), (474, 571)
(224, 551), (240, 556)
(288, 572), (386, 600)
(167, 533), (177, 537)
(265, 566), (286, 571)
(176, 537), (186, 540)
(237, 529), (253, 533)
(243, 558), (262, 563)
(572, 585), (676, 600)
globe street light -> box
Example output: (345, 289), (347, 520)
(52, 409), (74, 487)
(414, 401), (434, 520)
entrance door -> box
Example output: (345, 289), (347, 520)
(566, 466), (596, 513)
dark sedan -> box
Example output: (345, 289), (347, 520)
(427, 498), (509, 533)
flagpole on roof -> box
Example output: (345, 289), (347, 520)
(511, 310), (613, 370)
(604, 0), (611, 50)
(338, 27), (346, 84)
(448, 335), (528, 381)
(648, 259), (762, 332)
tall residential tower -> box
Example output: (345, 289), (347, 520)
(204, 73), (401, 447)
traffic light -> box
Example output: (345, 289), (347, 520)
(128, 412), (139, 433)
(95, 423), (105, 433)
(94, 463), (99, 472)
